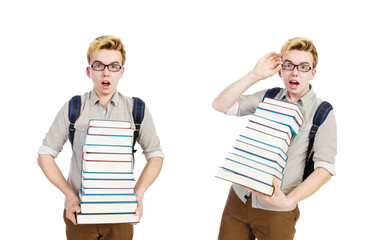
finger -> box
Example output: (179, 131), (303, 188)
(273, 178), (280, 189)
(66, 211), (77, 225)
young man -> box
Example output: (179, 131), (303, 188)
(37, 35), (164, 239)
(213, 37), (337, 240)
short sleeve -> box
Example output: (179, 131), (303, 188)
(312, 110), (337, 176)
(37, 102), (69, 158)
(137, 105), (164, 160)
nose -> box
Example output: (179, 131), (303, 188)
(291, 66), (300, 75)
(102, 66), (111, 76)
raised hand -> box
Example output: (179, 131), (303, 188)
(252, 52), (283, 81)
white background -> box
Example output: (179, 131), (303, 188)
(1, 0), (388, 239)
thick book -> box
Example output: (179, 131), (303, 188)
(221, 158), (282, 187)
(216, 168), (274, 196)
(84, 135), (133, 147)
(81, 171), (134, 180)
(81, 178), (136, 189)
(234, 140), (286, 169)
(82, 160), (133, 173)
(249, 114), (292, 140)
(76, 213), (139, 224)
(89, 119), (132, 129)
(79, 191), (137, 202)
(83, 145), (132, 154)
(81, 184), (135, 195)
(87, 127), (135, 136)
(80, 201), (138, 214)
(83, 152), (133, 162)
(227, 152), (283, 180)
(243, 127), (289, 154)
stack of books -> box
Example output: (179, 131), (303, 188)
(216, 97), (303, 195)
(76, 119), (139, 224)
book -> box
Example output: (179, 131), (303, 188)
(82, 160), (133, 173)
(84, 135), (133, 147)
(243, 127), (289, 154)
(88, 127), (135, 136)
(89, 119), (132, 129)
(81, 171), (134, 180)
(79, 191), (137, 202)
(80, 201), (138, 214)
(221, 158), (282, 187)
(238, 135), (287, 161)
(263, 97), (303, 121)
(81, 178), (136, 189)
(259, 100), (303, 126)
(77, 213), (139, 224)
(255, 101), (303, 135)
(81, 184), (135, 195)
(234, 140), (286, 169)
(249, 114), (292, 140)
(233, 148), (284, 173)
(83, 145), (132, 154)
(227, 152), (283, 180)
(246, 120), (291, 145)
(216, 168), (274, 196)
(83, 152), (133, 162)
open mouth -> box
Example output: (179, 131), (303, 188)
(289, 80), (299, 87)
(101, 81), (111, 88)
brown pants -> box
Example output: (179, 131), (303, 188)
(63, 210), (134, 240)
(218, 187), (300, 240)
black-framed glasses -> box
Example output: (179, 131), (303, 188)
(90, 62), (122, 72)
(281, 62), (313, 72)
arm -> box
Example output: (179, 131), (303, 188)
(250, 167), (332, 209)
(134, 157), (163, 219)
(212, 52), (282, 113)
(37, 154), (80, 225)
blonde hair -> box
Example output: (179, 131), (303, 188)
(281, 37), (318, 69)
(87, 35), (126, 65)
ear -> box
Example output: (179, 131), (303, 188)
(278, 70), (282, 78)
(86, 66), (91, 78)
(311, 68), (317, 79)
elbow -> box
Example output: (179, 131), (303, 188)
(212, 99), (227, 113)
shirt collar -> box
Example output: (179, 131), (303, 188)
(89, 90), (120, 106)
(279, 84), (316, 107)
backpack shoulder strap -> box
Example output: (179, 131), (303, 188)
(132, 97), (145, 149)
(68, 95), (81, 147)
(303, 101), (333, 180)
(263, 87), (282, 101)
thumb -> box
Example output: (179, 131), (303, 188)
(273, 178), (280, 189)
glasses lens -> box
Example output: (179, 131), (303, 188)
(91, 62), (104, 71)
(282, 62), (294, 70)
(297, 65), (312, 72)
(108, 64), (121, 72)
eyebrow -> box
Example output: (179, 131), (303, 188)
(92, 60), (121, 65)
(283, 59), (311, 65)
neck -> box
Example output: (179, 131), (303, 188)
(95, 90), (116, 109)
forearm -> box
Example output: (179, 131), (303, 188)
(135, 157), (163, 198)
(212, 71), (259, 113)
(287, 167), (332, 206)
(37, 154), (77, 200)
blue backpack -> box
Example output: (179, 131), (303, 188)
(264, 87), (333, 181)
